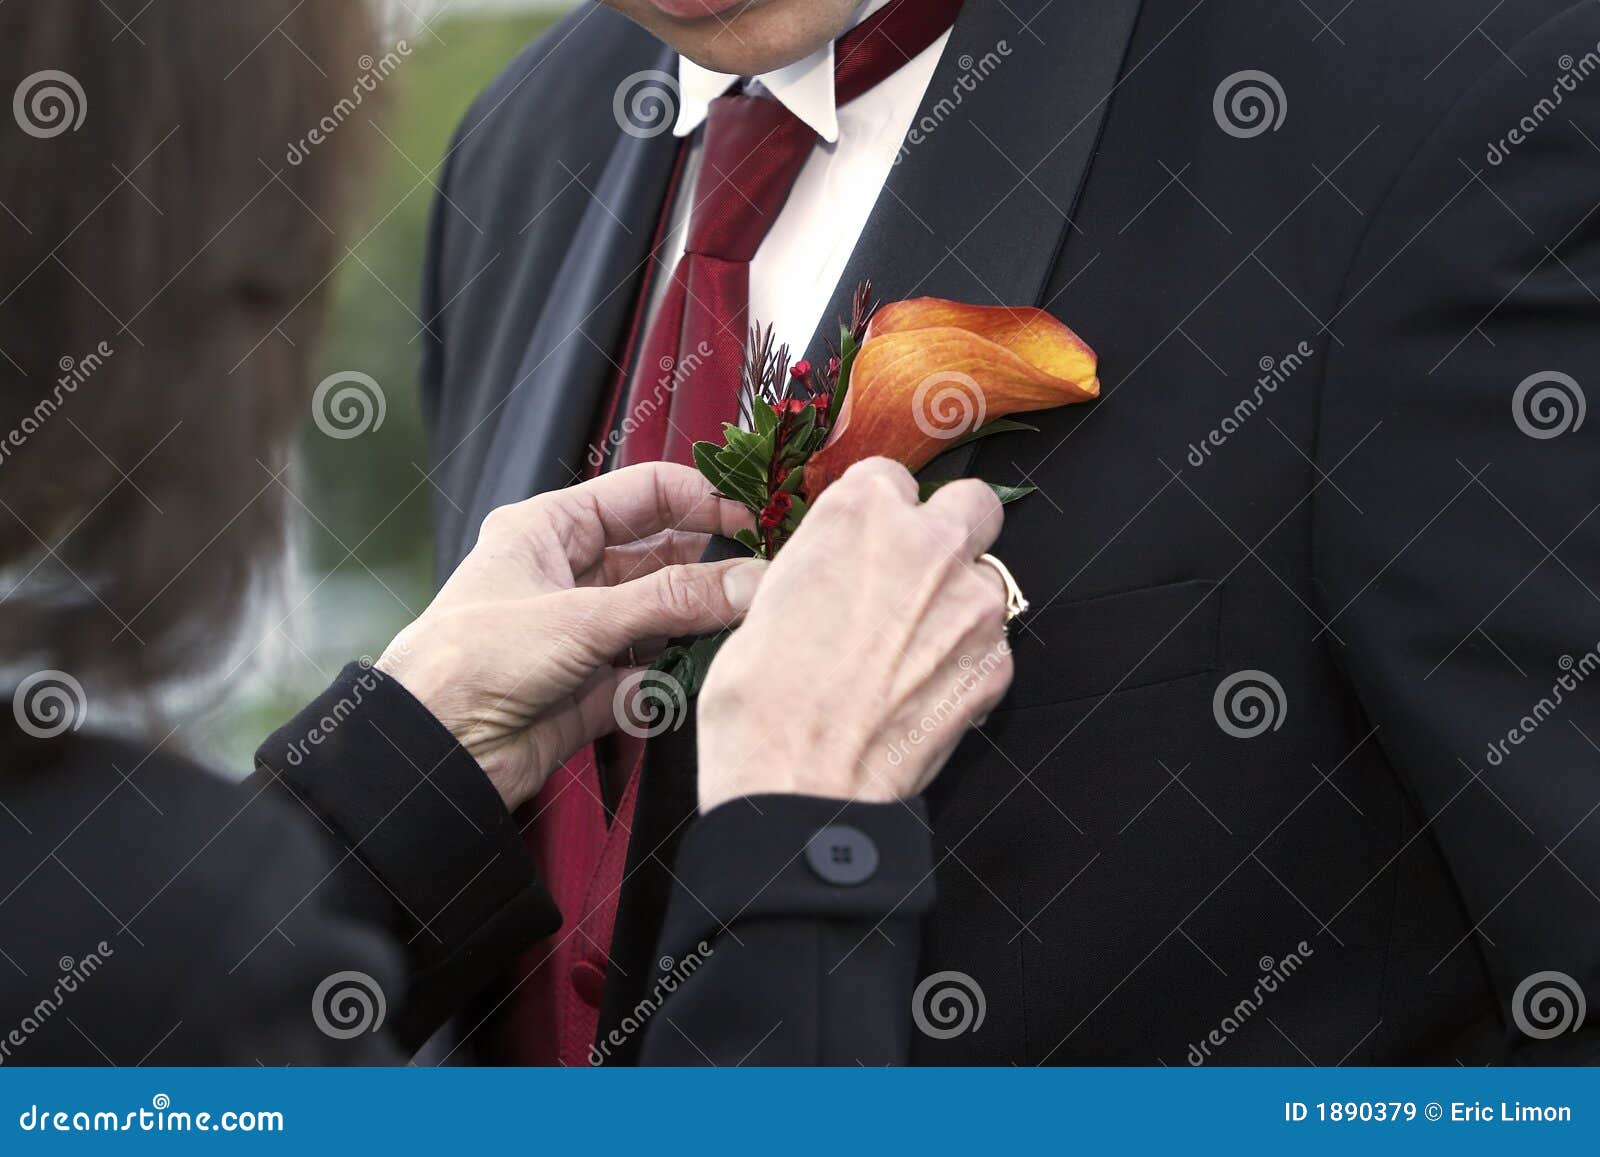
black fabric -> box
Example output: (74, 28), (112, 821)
(640, 797), (935, 1066)
(254, 662), (561, 1049)
(0, 662), (933, 1064)
(660, 796), (936, 950)
(422, 0), (1600, 1065)
(0, 712), (404, 1065)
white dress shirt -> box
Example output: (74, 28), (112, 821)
(645, 0), (952, 359)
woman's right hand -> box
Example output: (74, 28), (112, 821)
(377, 463), (765, 813)
(696, 458), (1015, 813)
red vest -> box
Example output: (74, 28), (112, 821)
(496, 147), (689, 1067)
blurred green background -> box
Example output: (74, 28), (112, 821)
(194, 2), (567, 772)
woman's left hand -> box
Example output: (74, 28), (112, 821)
(375, 463), (764, 812)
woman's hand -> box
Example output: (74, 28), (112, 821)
(697, 458), (1014, 813)
(376, 464), (765, 812)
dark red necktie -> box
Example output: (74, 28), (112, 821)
(508, 0), (966, 1069)
(617, 0), (967, 466)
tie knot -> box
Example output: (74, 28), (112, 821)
(685, 94), (817, 262)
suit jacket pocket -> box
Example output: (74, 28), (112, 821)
(998, 578), (1223, 711)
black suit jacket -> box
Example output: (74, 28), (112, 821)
(422, 0), (1600, 1064)
(0, 665), (933, 1065)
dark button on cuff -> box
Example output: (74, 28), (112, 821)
(805, 824), (879, 886)
(571, 960), (607, 1008)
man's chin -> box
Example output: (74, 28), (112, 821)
(639, 0), (751, 19)
(605, 0), (860, 77)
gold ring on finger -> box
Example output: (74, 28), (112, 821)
(976, 553), (1029, 624)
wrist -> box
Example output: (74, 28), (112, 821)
(376, 626), (538, 813)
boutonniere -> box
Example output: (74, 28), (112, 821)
(654, 282), (1099, 695)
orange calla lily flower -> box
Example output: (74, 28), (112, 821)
(803, 298), (1099, 499)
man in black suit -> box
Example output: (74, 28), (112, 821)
(421, 0), (1600, 1064)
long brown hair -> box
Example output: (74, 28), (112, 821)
(0, 0), (376, 693)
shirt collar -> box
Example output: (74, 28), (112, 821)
(673, 0), (893, 144)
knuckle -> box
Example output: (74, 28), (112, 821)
(478, 495), (552, 547)
(942, 476), (989, 506)
(987, 646), (1016, 688)
(813, 482), (859, 521)
(968, 482), (1005, 525)
(655, 564), (703, 620)
(979, 655), (1016, 709)
(870, 471), (902, 499)
(477, 503), (517, 543)
(841, 455), (893, 482)
(841, 457), (910, 498)
(955, 568), (1005, 624)
(924, 508), (971, 549)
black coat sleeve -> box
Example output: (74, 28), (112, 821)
(259, 664), (940, 1065)
(252, 661), (560, 1054)
(638, 795), (937, 1066)
(1315, 4), (1600, 1061)
(169, 796), (408, 1066)
(0, 720), (407, 1065)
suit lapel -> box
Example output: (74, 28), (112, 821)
(460, 45), (681, 569)
(806, 0), (1145, 482)
(600, 0), (1147, 1061)
(468, 0), (1150, 562)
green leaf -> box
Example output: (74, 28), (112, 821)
(781, 495), (809, 532)
(661, 629), (734, 699)
(693, 443), (765, 510)
(778, 408), (817, 468)
(778, 466), (805, 494)
(752, 399), (777, 437)
(702, 457), (766, 509)
(650, 644), (697, 696)
(692, 440), (730, 488)
(709, 430), (775, 508)
(721, 425), (771, 473)
(829, 343), (858, 427)
(733, 528), (765, 555)
(944, 418), (1040, 453)
(988, 483), (1037, 504)
(918, 479), (1038, 506)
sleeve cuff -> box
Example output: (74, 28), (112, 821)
(253, 661), (557, 949)
(658, 794), (937, 959)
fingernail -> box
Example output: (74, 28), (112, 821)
(722, 560), (767, 612)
